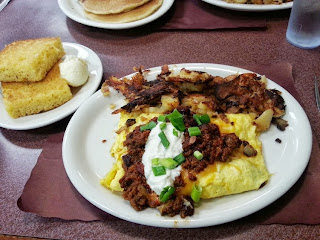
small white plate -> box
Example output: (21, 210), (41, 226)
(57, 0), (175, 30)
(63, 63), (312, 228)
(0, 42), (103, 130)
(202, 0), (293, 12)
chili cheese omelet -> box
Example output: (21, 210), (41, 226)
(100, 65), (287, 218)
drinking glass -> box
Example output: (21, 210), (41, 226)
(286, 0), (320, 49)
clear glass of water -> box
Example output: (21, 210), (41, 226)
(286, 0), (320, 49)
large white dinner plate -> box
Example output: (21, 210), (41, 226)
(202, 0), (293, 12)
(57, 0), (174, 30)
(0, 42), (103, 130)
(63, 63), (312, 228)
(0, 0), (10, 12)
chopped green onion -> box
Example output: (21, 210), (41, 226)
(194, 150), (203, 160)
(140, 124), (150, 131)
(158, 115), (167, 122)
(193, 114), (202, 125)
(173, 153), (185, 164)
(148, 121), (157, 130)
(140, 121), (157, 131)
(160, 122), (167, 130)
(159, 158), (178, 169)
(158, 131), (170, 149)
(173, 128), (179, 137)
(188, 126), (201, 136)
(159, 186), (175, 202)
(200, 114), (210, 124)
(191, 184), (202, 202)
(167, 109), (186, 132)
(193, 114), (211, 125)
(167, 109), (183, 119)
(169, 117), (186, 132)
(152, 165), (166, 176)
(151, 158), (160, 166)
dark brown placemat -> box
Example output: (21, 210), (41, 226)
(160, 0), (266, 30)
(161, 0), (266, 30)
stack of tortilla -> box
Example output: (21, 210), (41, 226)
(79, 0), (163, 23)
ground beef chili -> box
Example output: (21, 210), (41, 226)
(181, 111), (242, 181)
(157, 195), (194, 218)
(121, 127), (150, 168)
(119, 125), (160, 211)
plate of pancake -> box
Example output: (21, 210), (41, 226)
(62, 63), (312, 228)
(0, 40), (103, 130)
(58, 0), (174, 29)
(202, 0), (293, 12)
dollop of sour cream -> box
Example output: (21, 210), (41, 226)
(59, 55), (89, 87)
(142, 122), (184, 195)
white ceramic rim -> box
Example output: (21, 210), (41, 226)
(0, 0), (10, 12)
(57, 0), (175, 29)
(202, 0), (293, 12)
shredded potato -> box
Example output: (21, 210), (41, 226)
(255, 109), (274, 132)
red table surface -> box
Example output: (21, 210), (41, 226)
(0, 0), (319, 239)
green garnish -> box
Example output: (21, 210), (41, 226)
(148, 121), (157, 129)
(199, 114), (210, 124)
(173, 128), (178, 137)
(194, 150), (203, 160)
(159, 186), (175, 202)
(188, 126), (201, 136)
(151, 155), (184, 172)
(191, 184), (202, 202)
(167, 109), (185, 132)
(167, 109), (183, 119)
(193, 114), (202, 125)
(140, 124), (149, 131)
(193, 114), (210, 125)
(160, 122), (167, 130)
(152, 165), (166, 176)
(159, 158), (178, 169)
(173, 153), (185, 164)
(140, 121), (157, 131)
(158, 131), (170, 149)
(158, 115), (167, 122)
(151, 158), (160, 165)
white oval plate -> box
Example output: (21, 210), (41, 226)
(63, 63), (312, 228)
(57, 0), (174, 30)
(0, 42), (103, 130)
(202, 0), (293, 12)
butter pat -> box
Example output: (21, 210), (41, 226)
(59, 55), (89, 87)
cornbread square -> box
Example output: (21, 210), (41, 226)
(0, 37), (65, 82)
(1, 62), (72, 118)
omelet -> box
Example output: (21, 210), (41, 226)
(101, 112), (270, 200)
(100, 67), (289, 218)
(179, 114), (269, 199)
